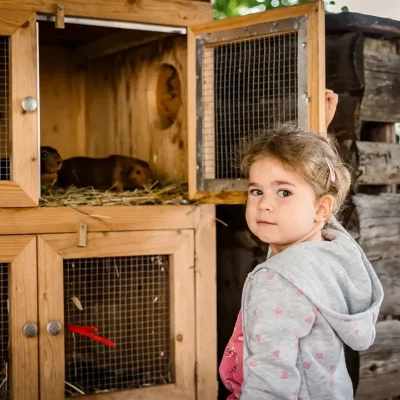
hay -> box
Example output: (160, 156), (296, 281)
(39, 181), (194, 207)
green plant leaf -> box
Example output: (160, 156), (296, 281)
(212, 0), (345, 18)
(341, 5), (349, 12)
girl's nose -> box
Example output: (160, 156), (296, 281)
(258, 196), (274, 212)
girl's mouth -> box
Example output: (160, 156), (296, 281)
(257, 220), (277, 226)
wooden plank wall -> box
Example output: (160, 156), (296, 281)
(84, 35), (188, 184)
(40, 45), (86, 159)
(326, 19), (400, 400)
(39, 33), (188, 184)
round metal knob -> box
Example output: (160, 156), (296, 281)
(23, 322), (38, 338)
(21, 96), (38, 113)
(47, 320), (62, 336)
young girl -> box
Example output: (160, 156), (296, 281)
(219, 93), (384, 399)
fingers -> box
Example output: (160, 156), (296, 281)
(325, 90), (338, 110)
(325, 89), (338, 101)
(325, 89), (338, 129)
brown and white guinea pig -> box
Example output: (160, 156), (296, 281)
(40, 146), (63, 183)
(56, 154), (154, 191)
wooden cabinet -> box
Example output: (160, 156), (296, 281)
(0, 2), (326, 207)
(0, 205), (216, 400)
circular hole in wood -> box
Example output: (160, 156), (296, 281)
(156, 63), (181, 129)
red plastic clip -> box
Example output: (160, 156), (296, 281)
(68, 325), (115, 347)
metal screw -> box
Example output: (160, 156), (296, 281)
(302, 42), (307, 48)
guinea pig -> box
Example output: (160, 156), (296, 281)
(41, 146), (63, 174)
(40, 146), (63, 183)
(57, 154), (154, 191)
(1, 146), (63, 182)
(111, 155), (155, 191)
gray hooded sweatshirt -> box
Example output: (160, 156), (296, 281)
(240, 217), (384, 399)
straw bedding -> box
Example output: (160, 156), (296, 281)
(39, 181), (193, 207)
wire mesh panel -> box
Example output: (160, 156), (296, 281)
(0, 37), (10, 181)
(0, 264), (9, 400)
(64, 255), (171, 397)
(196, 17), (308, 191)
(212, 33), (299, 180)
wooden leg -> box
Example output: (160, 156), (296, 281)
(194, 204), (217, 400)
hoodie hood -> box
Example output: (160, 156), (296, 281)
(259, 217), (384, 351)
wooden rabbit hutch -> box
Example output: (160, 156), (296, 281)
(0, 1), (326, 400)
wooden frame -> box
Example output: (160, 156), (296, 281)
(38, 229), (196, 400)
(193, 204), (217, 400)
(0, 0), (212, 27)
(0, 205), (202, 235)
(0, 9), (39, 207)
(187, 0), (326, 204)
(0, 236), (38, 400)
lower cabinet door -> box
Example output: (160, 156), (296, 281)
(0, 236), (38, 400)
(38, 230), (196, 400)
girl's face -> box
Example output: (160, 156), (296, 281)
(245, 156), (325, 254)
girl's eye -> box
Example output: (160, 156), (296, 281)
(277, 189), (291, 198)
(249, 188), (262, 196)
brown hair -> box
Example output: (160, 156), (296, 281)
(240, 122), (353, 216)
